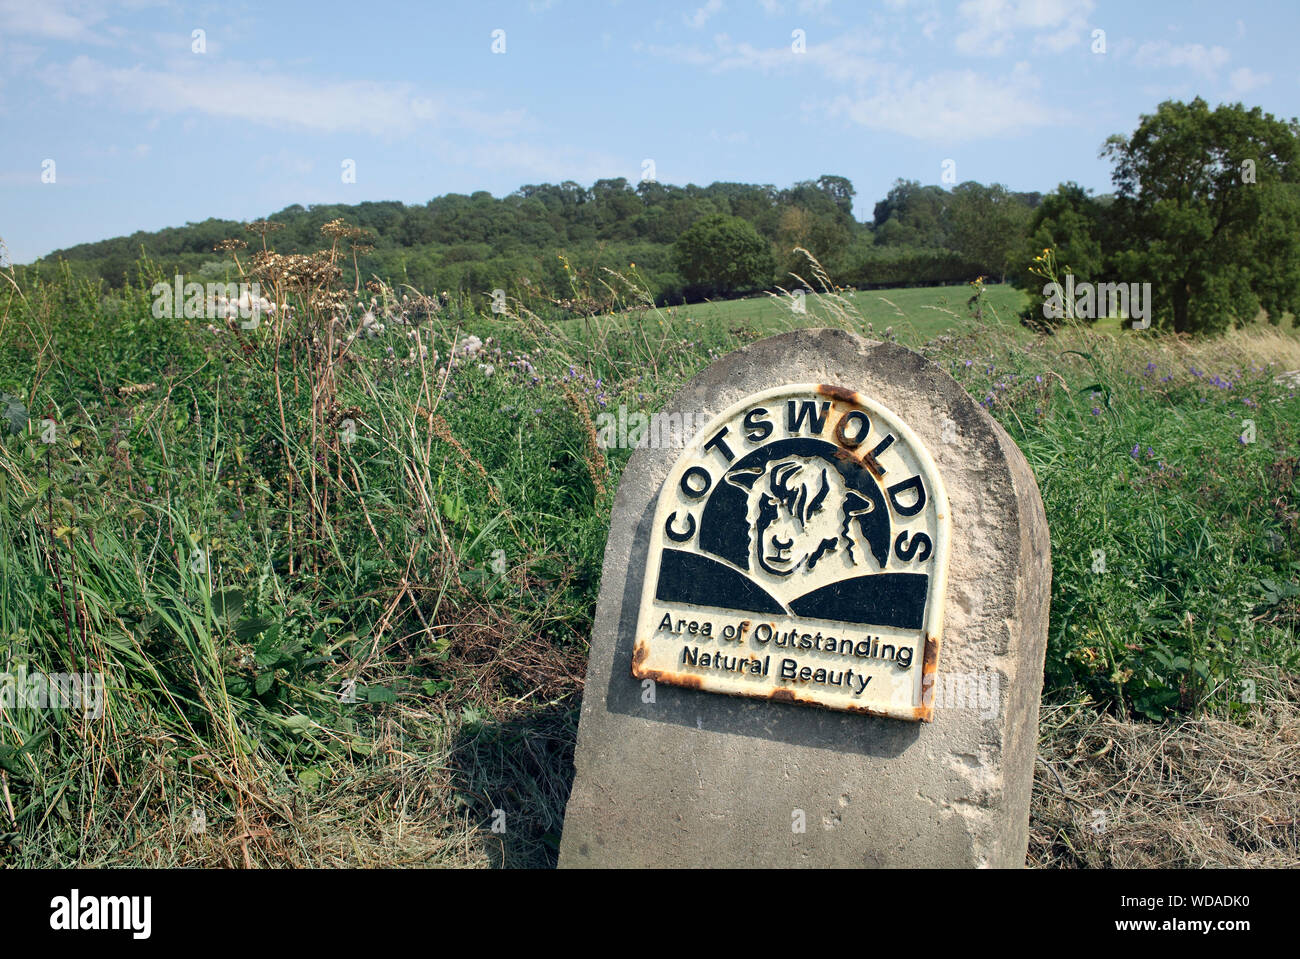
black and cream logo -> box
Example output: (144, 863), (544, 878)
(632, 384), (950, 720)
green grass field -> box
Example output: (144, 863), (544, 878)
(551, 282), (1030, 347)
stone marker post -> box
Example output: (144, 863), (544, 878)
(559, 329), (1051, 868)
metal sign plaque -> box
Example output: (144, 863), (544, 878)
(631, 384), (951, 721)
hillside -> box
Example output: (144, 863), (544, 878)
(27, 176), (1042, 308)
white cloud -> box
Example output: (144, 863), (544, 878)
(954, 0), (1095, 57)
(755, 0), (830, 11)
(828, 63), (1058, 141)
(0, 0), (109, 43)
(648, 29), (882, 80)
(0, 0), (165, 45)
(1133, 41), (1230, 78)
(39, 56), (523, 137)
(1228, 66), (1269, 94)
(647, 28), (1056, 142)
(686, 0), (725, 29)
(0, 37), (44, 77)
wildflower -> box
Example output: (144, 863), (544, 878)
(1091, 407), (1101, 416)
(1130, 444), (1141, 458)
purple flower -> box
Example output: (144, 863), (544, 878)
(1091, 407), (1101, 416)
(1130, 444), (1141, 458)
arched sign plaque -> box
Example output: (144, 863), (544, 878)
(631, 383), (951, 721)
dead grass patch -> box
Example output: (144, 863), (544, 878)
(1031, 672), (1299, 867)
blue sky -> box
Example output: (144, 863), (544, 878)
(1, 0), (1296, 264)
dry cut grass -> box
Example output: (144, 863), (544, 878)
(1031, 672), (1299, 868)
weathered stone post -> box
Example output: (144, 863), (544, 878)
(560, 328), (1051, 867)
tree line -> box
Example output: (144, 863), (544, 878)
(24, 98), (1300, 335)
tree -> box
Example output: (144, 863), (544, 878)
(1011, 183), (1112, 328)
(872, 179), (950, 248)
(672, 214), (775, 295)
(1020, 183), (1108, 281)
(1102, 98), (1300, 334)
(816, 175), (856, 217)
(946, 182), (1033, 281)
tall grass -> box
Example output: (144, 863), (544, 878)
(0, 239), (1296, 866)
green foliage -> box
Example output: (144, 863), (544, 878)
(947, 339), (1299, 719)
(24, 172), (1044, 307)
(672, 214), (775, 296)
(1015, 183), (1110, 325)
(946, 181), (1034, 281)
(841, 244), (984, 289)
(1103, 98), (1300, 334)
(873, 179), (953, 248)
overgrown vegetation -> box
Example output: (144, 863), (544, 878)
(1, 212), (1297, 867)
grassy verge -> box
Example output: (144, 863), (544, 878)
(0, 251), (1296, 867)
